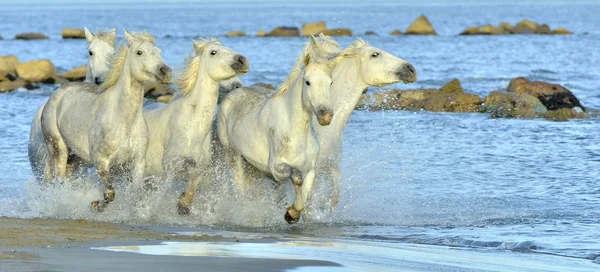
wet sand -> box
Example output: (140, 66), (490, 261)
(0, 217), (338, 272)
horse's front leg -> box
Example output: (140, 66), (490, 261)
(228, 149), (247, 195)
(285, 168), (304, 224)
(301, 170), (316, 219)
(329, 165), (341, 212)
(91, 158), (115, 212)
(177, 159), (203, 216)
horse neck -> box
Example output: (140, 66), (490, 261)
(330, 57), (368, 130)
(180, 63), (220, 121)
(279, 70), (311, 132)
(108, 56), (144, 119)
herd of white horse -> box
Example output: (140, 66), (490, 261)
(27, 27), (417, 224)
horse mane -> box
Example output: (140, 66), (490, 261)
(174, 38), (222, 97)
(273, 35), (340, 98)
(94, 29), (117, 48)
(333, 38), (369, 66)
(99, 31), (157, 90)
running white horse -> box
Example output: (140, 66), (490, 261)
(311, 39), (417, 210)
(217, 35), (335, 224)
(143, 38), (249, 215)
(41, 30), (171, 211)
(28, 28), (116, 181)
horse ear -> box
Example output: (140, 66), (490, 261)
(192, 40), (202, 53)
(108, 28), (117, 40)
(124, 29), (135, 45)
(84, 27), (94, 42)
(309, 34), (319, 50)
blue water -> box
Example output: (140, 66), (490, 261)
(1, 1), (599, 267)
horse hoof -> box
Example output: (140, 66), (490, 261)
(284, 210), (299, 224)
(177, 203), (190, 216)
(91, 200), (106, 212)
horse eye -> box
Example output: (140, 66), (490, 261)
(330, 82), (333, 86)
(89, 51), (93, 56)
(305, 81), (311, 86)
(210, 50), (217, 56)
(371, 52), (379, 58)
(137, 51), (143, 56)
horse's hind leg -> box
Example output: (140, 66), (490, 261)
(66, 154), (84, 178)
(91, 159), (115, 212)
(284, 168), (304, 224)
(46, 136), (69, 182)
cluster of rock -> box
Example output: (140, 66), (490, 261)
(0, 56), (67, 92)
(357, 77), (590, 121)
(357, 79), (481, 112)
(9, 28), (87, 40)
(224, 16), (573, 37)
(225, 15), (437, 37)
(460, 20), (572, 35)
(483, 77), (586, 121)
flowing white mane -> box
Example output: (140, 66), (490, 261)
(332, 38), (369, 66)
(94, 29), (117, 48)
(100, 31), (157, 90)
(273, 37), (338, 98)
(174, 38), (222, 97)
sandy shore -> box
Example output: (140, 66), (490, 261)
(0, 217), (337, 272)
(1, 217), (599, 272)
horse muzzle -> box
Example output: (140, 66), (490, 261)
(231, 55), (249, 75)
(157, 65), (172, 84)
(396, 63), (417, 83)
(316, 108), (333, 126)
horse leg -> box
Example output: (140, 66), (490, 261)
(47, 136), (69, 182)
(301, 170), (316, 219)
(228, 150), (247, 195)
(66, 154), (83, 178)
(91, 159), (115, 212)
(284, 168), (304, 224)
(328, 165), (341, 212)
(177, 159), (200, 216)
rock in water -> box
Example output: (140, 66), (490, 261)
(225, 31), (246, 37)
(16, 60), (57, 83)
(483, 91), (547, 118)
(267, 27), (300, 37)
(513, 19), (539, 34)
(552, 28), (572, 35)
(321, 28), (352, 36)
(405, 15), (437, 35)
(357, 79), (482, 112)
(59, 65), (87, 82)
(256, 30), (267, 37)
(507, 77), (585, 111)
(302, 21), (327, 36)
(15, 33), (49, 40)
(61, 28), (85, 39)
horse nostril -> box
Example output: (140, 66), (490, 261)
(94, 77), (102, 85)
(406, 64), (415, 74)
(237, 55), (248, 66)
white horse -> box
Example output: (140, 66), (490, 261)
(143, 38), (249, 215)
(311, 39), (418, 210)
(41, 30), (171, 211)
(217, 35), (335, 224)
(28, 28), (116, 181)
